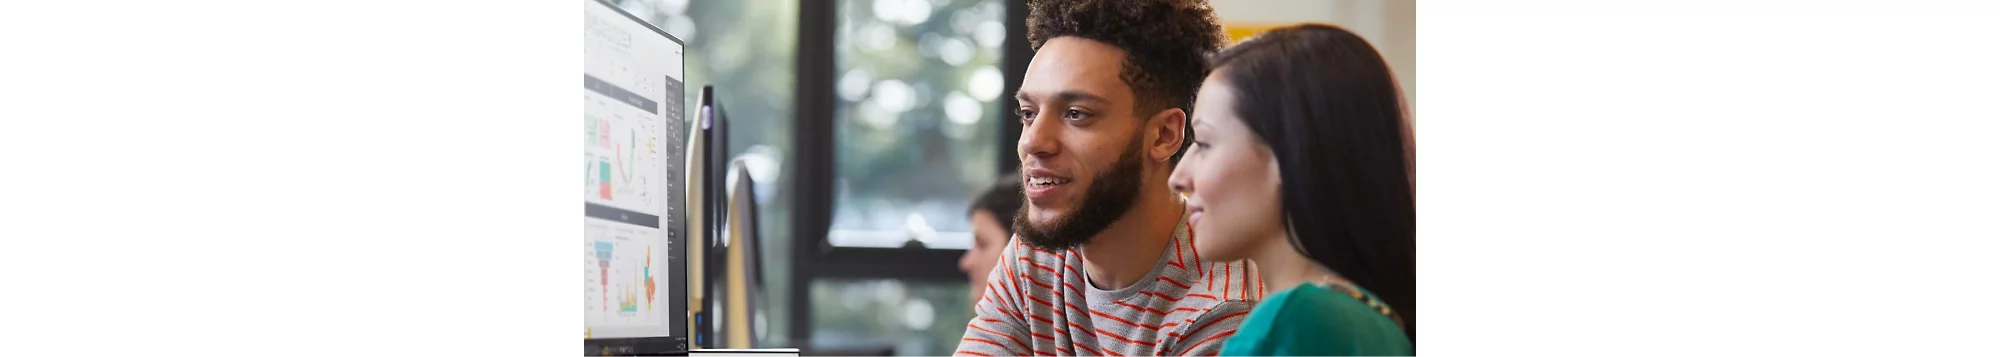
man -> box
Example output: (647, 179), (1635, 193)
(956, 0), (1260, 355)
(960, 172), (1022, 306)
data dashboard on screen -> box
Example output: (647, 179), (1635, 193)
(584, 0), (684, 340)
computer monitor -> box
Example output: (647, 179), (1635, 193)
(717, 161), (765, 348)
(584, 0), (687, 354)
(686, 86), (727, 349)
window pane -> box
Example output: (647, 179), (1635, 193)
(809, 279), (975, 355)
(830, 0), (1008, 250)
(615, 0), (798, 347)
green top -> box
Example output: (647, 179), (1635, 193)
(1219, 282), (1414, 356)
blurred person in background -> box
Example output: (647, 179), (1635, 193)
(1167, 23), (1416, 356)
(956, 0), (1261, 355)
(959, 172), (1022, 306)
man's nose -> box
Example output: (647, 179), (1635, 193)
(1018, 113), (1060, 160)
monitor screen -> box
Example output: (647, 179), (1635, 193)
(584, 0), (685, 340)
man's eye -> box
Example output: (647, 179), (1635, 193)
(1017, 109), (1036, 122)
(1064, 109), (1088, 120)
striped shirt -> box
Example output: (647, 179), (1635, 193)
(956, 215), (1264, 356)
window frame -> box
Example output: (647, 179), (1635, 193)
(787, 0), (1032, 348)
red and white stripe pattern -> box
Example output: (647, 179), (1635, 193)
(956, 220), (1262, 356)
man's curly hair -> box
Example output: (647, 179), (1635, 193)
(1027, 0), (1225, 164)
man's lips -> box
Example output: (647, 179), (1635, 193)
(1023, 168), (1072, 201)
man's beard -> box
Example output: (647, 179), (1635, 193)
(1014, 139), (1146, 251)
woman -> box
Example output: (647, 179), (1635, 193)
(1168, 24), (1416, 355)
(959, 172), (1023, 306)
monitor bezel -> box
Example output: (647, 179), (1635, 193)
(585, 0), (689, 352)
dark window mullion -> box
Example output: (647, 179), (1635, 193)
(815, 247), (970, 282)
(998, 0), (1030, 173)
(790, 0), (837, 347)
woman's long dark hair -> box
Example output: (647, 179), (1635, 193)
(1211, 24), (1415, 338)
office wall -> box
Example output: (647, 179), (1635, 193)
(1212, 0), (1417, 110)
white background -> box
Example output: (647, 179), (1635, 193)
(2, 0), (1998, 356)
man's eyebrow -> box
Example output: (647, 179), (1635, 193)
(1016, 90), (1111, 105)
(1051, 90), (1110, 105)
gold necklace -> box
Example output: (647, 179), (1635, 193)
(1310, 275), (1407, 330)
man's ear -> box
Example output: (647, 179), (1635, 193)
(1145, 107), (1187, 163)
